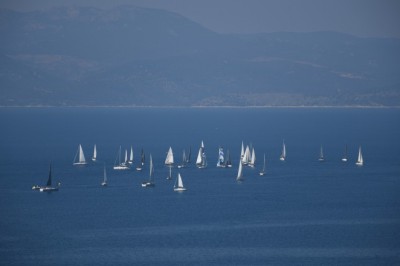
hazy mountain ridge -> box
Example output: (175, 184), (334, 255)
(1, 6), (399, 106)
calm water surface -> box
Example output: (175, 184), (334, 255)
(0, 107), (399, 265)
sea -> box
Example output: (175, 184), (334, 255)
(0, 107), (399, 266)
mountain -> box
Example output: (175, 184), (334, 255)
(1, 6), (399, 106)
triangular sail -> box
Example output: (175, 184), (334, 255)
(236, 160), (243, 181)
(196, 147), (203, 164)
(177, 173), (184, 188)
(92, 144), (97, 161)
(280, 141), (286, 161)
(46, 163), (52, 186)
(250, 148), (256, 165)
(165, 147), (174, 165)
(129, 146), (134, 162)
(124, 149), (128, 163)
(217, 147), (225, 166)
(149, 154), (154, 182)
(262, 154), (266, 172)
(103, 165), (107, 183)
(356, 146), (363, 165)
(79, 144), (86, 163)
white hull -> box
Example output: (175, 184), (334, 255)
(113, 165), (129, 170)
(259, 172), (265, 176)
(142, 182), (155, 188)
(279, 157), (285, 161)
(73, 162), (88, 165)
(40, 187), (58, 192)
(92, 158), (96, 162)
(101, 182), (107, 187)
(174, 187), (186, 192)
(356, 161), (363, 166)
(342, 158), (348, 162)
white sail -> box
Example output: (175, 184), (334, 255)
(280, 141), (286, 161)
(217, 147), (225, 167)
(259, 153), (266, 176)
(249, 147), (256, 167)
(101, 165), (107, 186)
(129, 146), (134, 164)
(73, 144), (87, 165)
(196, 141), (207, 168)
(165, 147), (174, 165)
(242, 145), (251, 164)
(318, 145), (325, 161)
(236, 160), (243, 181)
(356, 146), (364, 166)
(92, 144), (97, 161)
(79, 145), (86, 163)
(174, 173), (186, 191)
(196, 147), (203, 164)
(149, 154), (154, 178)
(124, 149), (128, 163)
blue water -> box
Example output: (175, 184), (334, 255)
(1, 107), (400, 265)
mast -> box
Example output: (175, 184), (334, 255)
(46, 163), (52, 187)
(187, 147), (191, 163)
(141, 148), (145, 166)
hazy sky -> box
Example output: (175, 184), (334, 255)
(2, 0), (400, 38)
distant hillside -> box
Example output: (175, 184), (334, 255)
(1, 6), (399, 106)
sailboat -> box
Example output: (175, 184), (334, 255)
(177, 150), (187, 169)
(142, 154), (155, 187)
(279, 141), (286, 161)
(318, 145), (325, 162)
(174, 173), (186, 192)
(33, 163), (60, 192)
(216, 147), (225, 167)
(113, 146), (130, 170)
(73, 144), (87, 165)
(196, 141), (207, 168)
(101, 164), (107, 186)
(356, 146), (364, 166)
(128, 146), (134, 164)
(136, 148), (145, 171)
(342, 144), (348, 162)
(165, 147), (174, 166)
(259, 154), (266, 176)
(236, 159), (244, 182)
(92, 144), (97, 162)
(225, 149), (232, 168)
